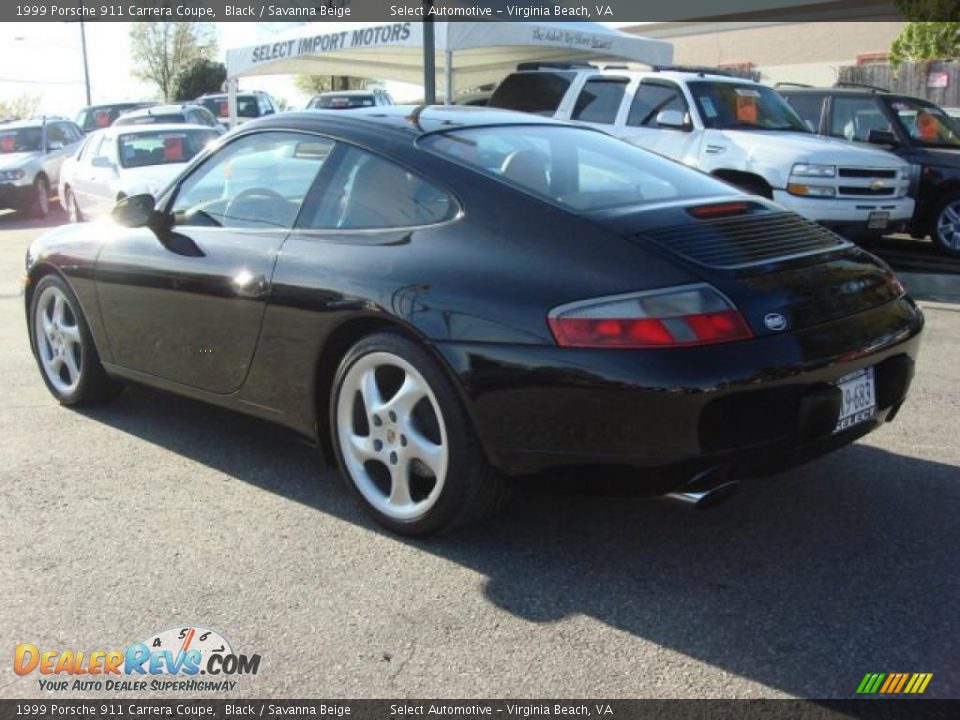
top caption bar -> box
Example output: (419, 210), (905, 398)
(7, 0), (943, 24)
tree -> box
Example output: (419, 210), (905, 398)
(894, 0), (960, 21)
(0, 93), (41, 120)
(294, 75), (377, 96)
(173, 58), (227, 102)
(130, 23), (217, 101)
(890, 22), (960, 67)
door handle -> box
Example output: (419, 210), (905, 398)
(232, 270), (268, 299)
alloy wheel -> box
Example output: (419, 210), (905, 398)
(336, 351), (449, 522)
(33, 285), (83, 395)
(66, 189), (80, 223)
(936, 200), (960, 251)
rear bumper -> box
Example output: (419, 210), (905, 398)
(433, 296), (923, 480)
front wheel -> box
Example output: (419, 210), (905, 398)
(932, 192), (960, 257)
(331, 333), (507, 536)
(29, 274), (122, 406)
(30, 175), (50, 218)
(64, 187), (84, 223)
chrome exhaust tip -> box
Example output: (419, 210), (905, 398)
(667, 480), (740, 509)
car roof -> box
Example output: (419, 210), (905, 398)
(81, 101), (155, 110)
(251, 105), (571, 139)
(512, 66), (758, 85)
(777, 86), (934, 103)
(312, 90), (384, 97)
(107, 123), (219, 136)
(120, 104), (203, 118)
(0, 118), (69, 130)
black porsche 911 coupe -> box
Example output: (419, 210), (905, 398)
(24, 106), (923, 535)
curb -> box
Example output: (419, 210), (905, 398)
(898, 272), (960, 304)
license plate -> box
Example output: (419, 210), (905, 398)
(834, 367), (877, 433)
(867, 211), (889, 229)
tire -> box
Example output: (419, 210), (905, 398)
(733, 177), (773, 199)
(931, 191), (960, 257)
(29, 175), (50, 218)
(330, 332), (508, 536)
(64, 187), (83, 223)
(29, 274), (122, 406)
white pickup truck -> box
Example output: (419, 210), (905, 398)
(489, 65), (914, 237)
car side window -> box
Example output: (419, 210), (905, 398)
(572, 78), (628, 125)
(47, 123), (70, 147)
(830, 97), (893, 142)
(301, 145), (456, 230)
(77, 134), (100, 162)
(784, 94), (826, 132)
(627, 83), (687, 127)
(170, 131), (334, 230)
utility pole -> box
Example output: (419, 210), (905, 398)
(422, 1), (435, 104)
(79, 19), (92, 105)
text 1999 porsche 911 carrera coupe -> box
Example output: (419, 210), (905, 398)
(25, 106), (923, 535)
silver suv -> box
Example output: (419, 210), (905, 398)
(0, 117), (84, 217)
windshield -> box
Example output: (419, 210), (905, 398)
(199, 96), (258, 119)
(309, 95), (376, 109)
(0, 127), (41, 153)
(689, 81), (809, 131)
(118, 129), (219, 168)
(76, 105), (139, 132)
(884, 97), (960, 147)
(421, 125), (735, 212)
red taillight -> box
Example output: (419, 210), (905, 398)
(548, 285), (754, 349)
(687, 202), (751, 219)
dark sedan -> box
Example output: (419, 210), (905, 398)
(24, 106), (923, 535)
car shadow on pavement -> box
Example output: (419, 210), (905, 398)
(78, 385), (959, 699)
(0, 207), (67, 230)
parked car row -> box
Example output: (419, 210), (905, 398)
(488, 63), (960, 256)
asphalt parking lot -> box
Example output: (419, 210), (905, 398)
(1, 208), (957, 700)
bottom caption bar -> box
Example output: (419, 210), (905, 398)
(1, 700), (956, 720)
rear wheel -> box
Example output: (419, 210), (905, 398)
(331, 333), (507, 535)
(932, 192), (960, 257)
(29, 274), (122, 406)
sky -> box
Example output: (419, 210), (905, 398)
(0, 21), (637, 118)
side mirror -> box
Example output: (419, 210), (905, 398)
(111, 193), (156, 228)
(656, 109), (689, 130)
(868, 129), (898, 146)
(91, 156), (115, 170)
(47, 141), (64, 152)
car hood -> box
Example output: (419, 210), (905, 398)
(716, 130), (907, 167)
(117, 164), (185, 195)
(0, 152), (40, 171)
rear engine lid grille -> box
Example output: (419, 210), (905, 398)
(641, 212), (851, 270)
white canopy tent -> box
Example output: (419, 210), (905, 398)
(224, 21), (673, 122)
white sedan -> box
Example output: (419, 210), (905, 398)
(59, 124), (219, 222)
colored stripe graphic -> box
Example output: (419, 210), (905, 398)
(857, 673), (932, 694)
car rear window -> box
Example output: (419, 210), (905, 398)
(199, 96), (259, 118)
(309, 95), (376, 109)
(421, 124), (733, 212)
(488, 72), (575, 116)
(118, 129), (219, 168)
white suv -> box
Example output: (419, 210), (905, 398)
(489, 65), (914, 237)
